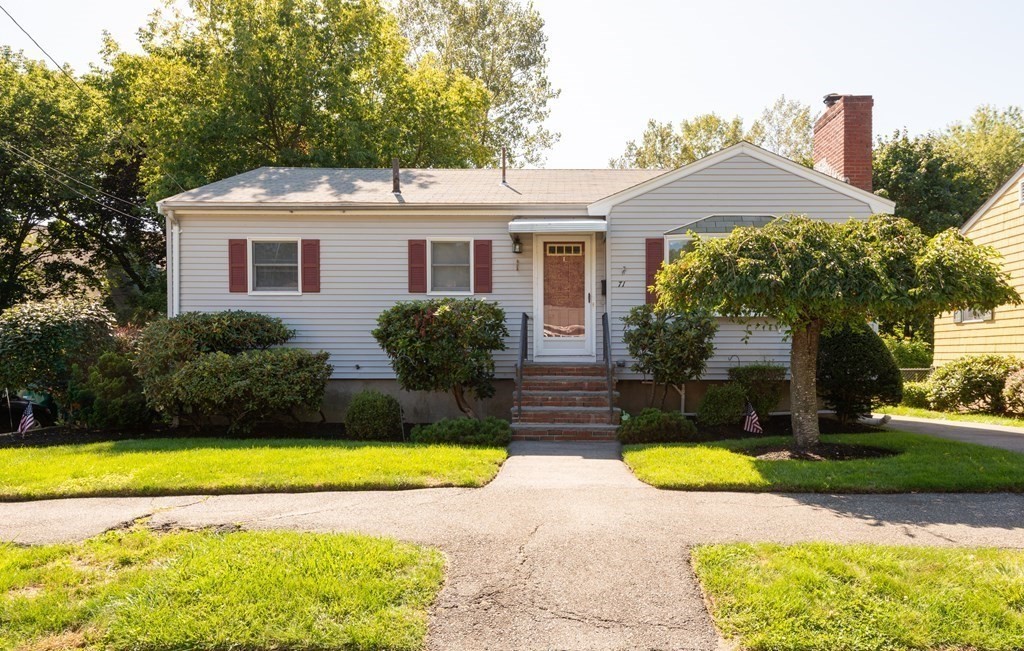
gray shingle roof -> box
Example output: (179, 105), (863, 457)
(159, 167), (667, 207)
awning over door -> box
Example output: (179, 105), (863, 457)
(508, 218), (607, 234)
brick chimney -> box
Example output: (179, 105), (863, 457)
(812, 94), (873, 192)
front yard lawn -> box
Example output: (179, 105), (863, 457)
(880, 405), (1024, 429)
(0, 438), (507, 500)
(623, 431), (1024, 492)
(1, 527), (443, 651)
(693, 542), (1024, 651)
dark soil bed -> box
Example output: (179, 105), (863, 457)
(739, 442), (899, 462)
(693, 416), (880, 442)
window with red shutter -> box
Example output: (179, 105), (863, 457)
(228, 239), (247, 292)
(408, 240), (427, 293)
(644, 237), (663, 304)
(473, 240), (492, 293)
(301, 239), (320, 293)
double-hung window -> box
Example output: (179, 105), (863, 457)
(953, 308), (993, 324)
(429, 239), (472, 293)
(251, 240), (300, 292)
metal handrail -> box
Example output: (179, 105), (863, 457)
(515, 312), (530, 420)
(602, 312), (614, 419)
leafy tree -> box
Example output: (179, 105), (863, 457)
(879, 333), (933, 368)
(611, 113), (744, 169)
(373, 298), (508, 417)
(747, 95), (815, 166)
(938, 105), (1024, 200)
(396, 0), (560, 165)
(621, 304), (717, 408)
(104, 0), (492, 201)
(873, 130), (983, 236)
(818, 323), (902, 424)
(0, 298), (115, 411)
(657, 215), (1019, 448)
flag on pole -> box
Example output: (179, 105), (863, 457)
(17, 402), (36, 434)
(743, 400), (762, 434)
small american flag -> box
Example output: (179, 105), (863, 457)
(743, 401), (762, 434)
(17, 402), (36, 434)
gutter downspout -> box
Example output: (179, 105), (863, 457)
(160, 205), (181, 317)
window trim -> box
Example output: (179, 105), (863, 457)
(427, 237), (474, 295)
(248, 237), (303, 296)
(954, 308), (994, 324)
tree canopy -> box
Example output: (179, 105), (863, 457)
(104, 0), (493, 201)
(657, 215), (1019, 447)
(396, 0), (560, 166)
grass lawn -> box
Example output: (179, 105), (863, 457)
(0, 527), (443, 651)
(880, 405), (1024, 428)
(623, 431), (1024, 492)
(693, 542), (1024, 651)
(0, 438), (507, 500)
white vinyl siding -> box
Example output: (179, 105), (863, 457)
(607, 153), (877, 379)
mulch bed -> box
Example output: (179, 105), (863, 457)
(739, 443), (898, 462)
(692, 416), (880, 442)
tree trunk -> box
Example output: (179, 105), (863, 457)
(789, 320), (823, 449)
(452, 385), (477, 418)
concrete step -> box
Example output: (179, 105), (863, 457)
(520, 376), (612, 392)
(522, 363), (608, 378)
(517, 390), (618, 408)
(511, 423), (620, 441)
(512, 406), (621, 425)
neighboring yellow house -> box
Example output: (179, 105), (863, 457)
(933, 163), (1024, 364)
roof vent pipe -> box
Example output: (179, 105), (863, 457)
(501, 147), (507, 185)
(392, 157), (400, 194)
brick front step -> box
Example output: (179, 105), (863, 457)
(522, 363), (608, 377)
(512, 406), (621, 425)
(517, 390), (618, 408)
(511, 423), (619, 441)
(520, 376), (611, 392)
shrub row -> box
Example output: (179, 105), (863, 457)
(904, 354), (1024, 415)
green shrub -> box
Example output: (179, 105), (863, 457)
(696, 383), (747, 428)
(373, 299), (508, 417)
(928, 354), (1021, 413)
(818, 324), (903, 424)
(344, 390), (403, 440)
(1002, 369), (1024, 416)
(728, 364), (785, 420)
(901, 381), (932, 409)
(621, 304), (717, 407)
(169, 348), (332, 434)
(136, 311), (295, 416)
(410, 417), (511, 446)
(0, 298), (115, 410)
(70, 351), (155, 429)
(880, 334), (933, 368)
(618, 408), (698, 444)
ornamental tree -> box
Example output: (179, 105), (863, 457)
(656, 215), (1019, 448)
(373, 298), (508, 418)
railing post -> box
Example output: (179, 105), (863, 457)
(515, 312), (529, 420)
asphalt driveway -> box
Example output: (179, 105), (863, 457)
(2, 440), (1023, 650)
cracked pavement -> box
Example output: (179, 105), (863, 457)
(2, 441), (1024, 650)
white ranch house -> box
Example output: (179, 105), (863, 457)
(158, 94), (894, 439)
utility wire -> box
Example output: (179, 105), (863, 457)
(0, 1), (189, 194)
(0, 138), (152, 212)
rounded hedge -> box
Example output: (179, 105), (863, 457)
(928, 354), (1021, 413)
(727, 363), (785, 420)
(344, 390), (403, 440)
(410, 417), (511, 446)
(696, 382), (747, 428)
(1002, 368), (1024, 416)
(818, 323), (902, 424)
(901, 381), (931, 409)
(618, 408), (697, 444)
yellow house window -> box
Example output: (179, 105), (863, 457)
(954, 309), (993, 324)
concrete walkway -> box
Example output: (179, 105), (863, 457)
(2, 441), (1024, 650)
(884, 414), (1024, 453)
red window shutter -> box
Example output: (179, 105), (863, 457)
(301, 239), (320, 293)
(408, 240), (427, 293)
(228, 239), (247, 292)
(645, 237), (664, 304)
(473, 240), (492, 293)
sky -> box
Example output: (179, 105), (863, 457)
(2, 0), (1022, 168)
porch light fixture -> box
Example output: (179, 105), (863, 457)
(512, 237), (523, 254)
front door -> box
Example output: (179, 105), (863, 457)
(534, 235), (594, 359)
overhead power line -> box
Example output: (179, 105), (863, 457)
(0, 1), (189, 195)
